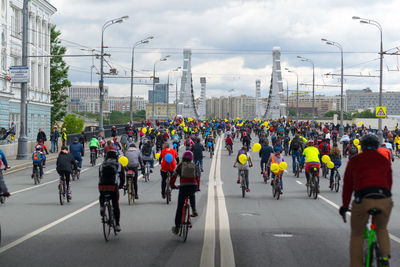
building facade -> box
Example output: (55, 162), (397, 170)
(346, 88), (400, 115)
(205, 95), (256, 120)
(66, 85), (109, 113)
(287, 94), (345, 116)
(0, 0), (56, 140)
(148, 83), (167, 103)
(145, 103), (176, 120)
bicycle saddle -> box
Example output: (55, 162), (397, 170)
(368, 208), (382, 216)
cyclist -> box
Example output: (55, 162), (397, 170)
(242, 131), (251, 151)
(302, 140), (320, 189)
(170, 151), (199, 235)
(141, 139), (155, 173)
(329, 143), (342, 188)
(99, 150), (125, 232)
(0, 148), (10, 197)
(267, 146), (285, 194)
(233, 146), (253, 192)
(70, 137), (84, 169)
(340, 132), (350, 157)
(339, 134), (392, 267)
(89, 135), (100, 159)
(36, 139), (49, 168)
(225, 133), (233, 152)
(124, 143), (144, 199)
(172, 134), (181, 153)
(113, 137), (122, 154)
(191, 137), (205, 172)
(32, 146), (45, 179)
(319, 138), (330, 156)
(104, 140), (117, 154)
(159, 143), (178, 199)
(56, 146), (77, 201)
(347, 139), (359, 159)
(205, 133), (214, 153)
(259, 139), (273, 175)
(289, 134), (302, 174)
(283, 134), (290, 155)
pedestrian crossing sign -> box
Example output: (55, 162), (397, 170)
(376, 106), (387, 117)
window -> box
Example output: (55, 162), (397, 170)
(31, 17), (36, 46)
(30, 114), (34, 140)
(44, 66), (48, 91)
(11, 6), (21, 38)
(38, 64), (42, 91)
(38, 19), (42, 48)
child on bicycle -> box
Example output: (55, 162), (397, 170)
(329, 143), (341, 188)
(32, 146), (45, 179)
(170, 151), (199, 235)
(233, 146), (253, 192)
(267, 146), (285, 194)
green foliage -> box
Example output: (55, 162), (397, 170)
(62, 114), (84, 134)
(324, 110), (352, 120)
(107, 110), (146, 125)
(77, 112), (99, 121)
(352, 109), (376, 118)
(50, 25), (71, 126)
(288, 108), (296, 117)
(302, 112), (311, 117)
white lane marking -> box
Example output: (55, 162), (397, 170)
(45, 169), (56, 174)
(215, 136), (235, 267)
(10, 179), (58, 195)
(294, 184), (400, 245)
(81, 168), (90, 173)
(274, 234), (293, 238)
(296, 181), (303, 185)
(200, 139), (217, 267)
(0, 200), (98, 254)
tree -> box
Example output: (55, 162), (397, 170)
(62, 114), (84, 134)
(288, 108), (296, 117)
(50, 25), (71, 126)
(324, 110), (352, 120)
(352, 109), (376, 118)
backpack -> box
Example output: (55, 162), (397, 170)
(333, 130), (337, 136)
(128, 130), (133, 137)
(142, 144), (152, 157)
(99, 159), (119, 185)
(181, 162), (196, 178)
(291, 138), (300, 150)
(322, 143), (329, 153)
(349, 144), (358, 155)
(33, 151), (41, 161)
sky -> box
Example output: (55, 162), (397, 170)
(50, 0), (400, 100)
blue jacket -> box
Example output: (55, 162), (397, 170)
(0, 149), (8, 167)
(259, 144), (273, 162)
(32, 151), (45, 163)
(70, 141), (84, 160)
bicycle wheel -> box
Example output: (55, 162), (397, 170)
(128, 179), (133, 205)
(34, 169), (39, 185)
(295, 162), (300, 178)
(313, 176), (319, 199)
(77, 170), (80, 180)
(275, 180), (280, 200)
(130, 179), (136, 204)
(102, 203), (111, 241)
(65, 181), (70, 203)
(182, 204), (190, 242)
(58, 181), (64, 205)
(334, 172), (340, 192)
(307, 179), (312, 197)
(72, 170), (76, 181)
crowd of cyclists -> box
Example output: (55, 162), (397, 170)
(0, 117), (396, 266)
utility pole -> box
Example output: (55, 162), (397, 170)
(17, 0), (29, 160)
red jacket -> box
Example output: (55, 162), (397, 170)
(225, 136), (233, 145)
(342, 150), (392, 208)
(160, 148), (178, 171)
(318, 142), (330, 155)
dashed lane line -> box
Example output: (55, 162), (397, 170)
(0, 200), (98, 254)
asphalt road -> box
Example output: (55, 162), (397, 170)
(0, 135), (399, 267)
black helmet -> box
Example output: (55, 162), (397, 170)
(106, 150), (118, 159)
(360, 134), (379, 150)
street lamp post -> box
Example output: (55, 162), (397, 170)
(321, 38), (344, 137)
(352, 16), (384, 144)
(130, 36), (153, 123)
(297, 56), (315, 125)
(286, 68), (299, 121)
(152, 56), (169, 122)
(99, 16), (128, 133)
(167, 67), (181, 120)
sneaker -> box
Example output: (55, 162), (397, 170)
(380, 256), (390, 267)
(201, 168), (204, 172)
(306, 183), (310, 187)
(150, 169), (153, 173)
(246, 188), (250, 192)
(191, 211), (198, 217)
(317, 189), (320, 193)
(31, 174), (33, 179)
(100, 207), (105, 217)
(135, 195), (139, 200)
(67, 195), (72, 201)
(115, 225), (121, 232)
(236, 179), (240, 184)
(261, 171), (264, 174)
(162, 193), (166, 199)
(280, 191), (283, 195)
(171, 226), (179, 235)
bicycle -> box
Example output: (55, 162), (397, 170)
(176, 190), (192, 242)
(58, 173), (69, 205)
(294, 157), (301, 178)
(262, 163), (269, 184)
(271, 173), (282, 200)
(71, 163), (80, 181)
(126, 170), (136, 205)
(307, 165), (319, 199)
(341, 208), (389, 267)
(329, 166), (341, 192)
(239, 169), (247, 198)
(32, 164), (41, 185)
(99, 185), (118, 242)
(90, 148), (97, 166)
(144, 161), (151, 182)
(321, 161), (328, 179)
(165, 172), (172, 204)
(208, 145), (214, 158)
(226, 143), (233, 155)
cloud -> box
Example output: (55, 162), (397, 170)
(50, 0), (400, 100)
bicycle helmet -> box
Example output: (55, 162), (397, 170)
(35, 145), (41, 150)
(360, 134), (379, 150)
(182, 151), (193, 161)
(273, 146), (281, 152)
(307, 140), (314, 146)
(106, 150), (118, 160)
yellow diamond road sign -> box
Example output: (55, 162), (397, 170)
(376, 106), (387, 117)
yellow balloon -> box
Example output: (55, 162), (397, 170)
(155, 153), (160, 159)
(357, 145), (361, 153)
(327, 161), (335, 169)
(142, 128), (147, 134)
(149, 128), (152, 133)
(270, 163), (279, 173)
(238, 154), (248, 164)
(252, 143), (262, 152)
(322, 155), (331, 164)
(171, 130), (176, 135)
(184, 127), (188, 132)
(353, 139), (359, 146)
(118, 156), (129, 167)
(279, 161), (288, 171)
